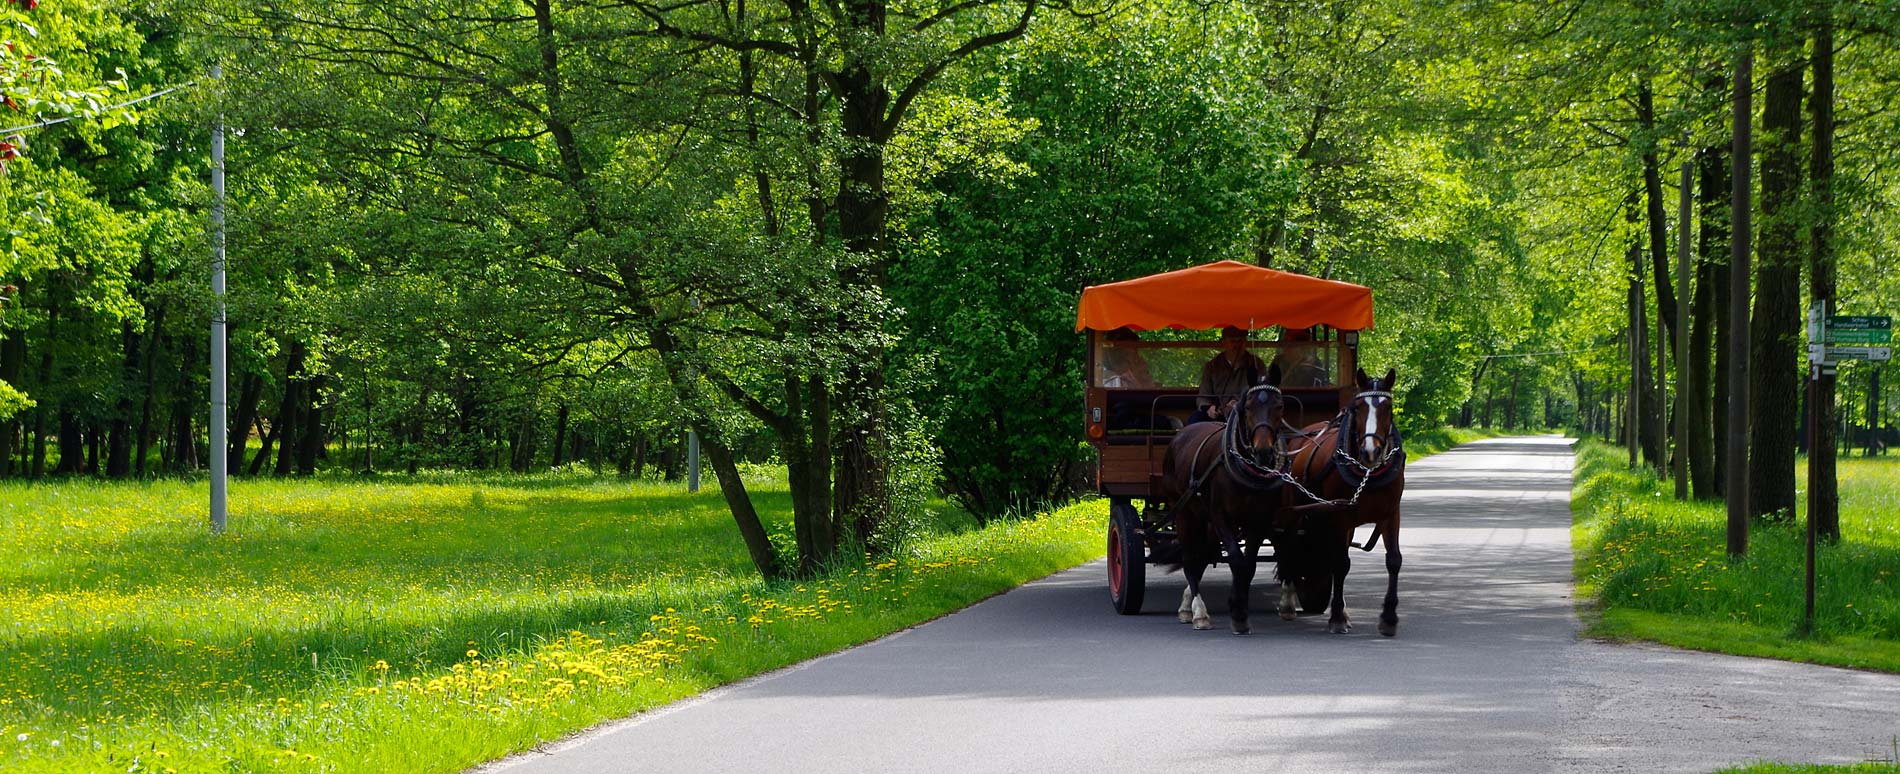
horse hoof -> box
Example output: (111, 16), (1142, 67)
(1178, 611), (1193, 624)
(1278, 608), (1297, 621)
(1328, 619), (1352, 634)
(1193, 617), (1215, 630)
(1379, 619), (1398, 637)
(1231, 624), (1250, 635)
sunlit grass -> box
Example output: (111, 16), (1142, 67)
(1572, 441), (1900, 671)
(1716, 762), (1900, 773)
(0, 473), (1104, 773)
(1403, 425), (1508, 460)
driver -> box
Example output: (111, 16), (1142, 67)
(1190, 326), (1264, 423)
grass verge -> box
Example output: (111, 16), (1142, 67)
(1716, 763), (1900, 773)
(1571, 440), (1900, 672)
(1404, 425), (1509, 460)
(0, 474), (1103, 773)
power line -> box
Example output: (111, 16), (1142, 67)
(0, 81), (196, 135)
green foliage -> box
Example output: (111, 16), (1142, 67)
(0, 377), (28, 420)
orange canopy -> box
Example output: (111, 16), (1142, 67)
(1075, 260), (1374, 332)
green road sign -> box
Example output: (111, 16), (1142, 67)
(1825, 315), (1893, 345)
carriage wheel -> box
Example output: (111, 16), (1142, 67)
(1297, 571), (1333, 614)
(1107, 498), (1146, 615)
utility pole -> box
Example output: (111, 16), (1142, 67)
(209, 63), (229, 534)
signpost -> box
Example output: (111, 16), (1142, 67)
(1804, 309), (1892, 634)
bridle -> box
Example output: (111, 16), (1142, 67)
(1274, 381), (1405, 509)
(1223, 383), (1286, 479)
(1330, 383), (1404, 495)
(1338, 389), (1399, 469)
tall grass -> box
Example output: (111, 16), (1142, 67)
(1572, 441), (1900, 671)
(0, 473), (1103, 772)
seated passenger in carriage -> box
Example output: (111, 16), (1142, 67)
(1099, 327), (1155, 388)
(1189, 326), (1265, 424)
(1270, 326), (1330, 388)
(1102, 328), (1175, 432)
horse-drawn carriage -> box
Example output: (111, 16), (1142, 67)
(1078, 260), (1406, 636)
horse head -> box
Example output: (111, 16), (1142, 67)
(1240, 363), (1286, 469)
(1346, 367), (1400, 471)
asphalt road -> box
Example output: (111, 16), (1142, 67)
(481, 436), (1900, 773)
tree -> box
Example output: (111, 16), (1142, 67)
(891, 3), (1294, 518)
(1748, 32), (1803, 521)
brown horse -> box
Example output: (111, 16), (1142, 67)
(1157, 367), (1286, 634)
(1280, 368), (1406, 636)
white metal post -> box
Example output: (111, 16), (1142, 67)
(210, 63), (229, 534)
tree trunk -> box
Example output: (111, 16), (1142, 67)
(106, 322), (141, 477)
(1506, 372), (1520, 429)
(1726, 48), (1754, 555)
(295, 373), (327, 476)
(1748, 56), (1803, 521)
(135, 308), (166, 479)
(830, 0), (895, 549)
(1628, 232), (1656, 467)
(53, 409), (83, 474)
(1482, 380), (1496, 428)
(1869, 368), (1881, 457)
(168, 337), (199, 473)
(551, 403), (569, 467)
(0, 327), (23, 476)
(1639, 78), (1679, 354)
(275, 341), (306, 476)
(702, 436), (783, 579)
(1697, 144), (1729, 499)
(1807, 13), (1838, 541)
(783, 375), (836, 573)
(86, 420), (101, 474)
(230, 372), (262, 474)
(1461, 358), (1491, 428)
(251, 416), (277, 476)
(1689, 240), (1718, 500)
(30, 302), (57, 479)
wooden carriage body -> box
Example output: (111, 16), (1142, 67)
(1075, 261), (1375, 614)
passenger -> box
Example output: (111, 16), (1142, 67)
(1190, 326), (1265, 424)
(1270, 327), (1329, 388)
(1100, 327), (1155, 389)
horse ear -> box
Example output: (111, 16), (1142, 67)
(1383, 368), (1397, 389)
(1355, 367), (1371, 388)
(1265, 362), (1283, 387)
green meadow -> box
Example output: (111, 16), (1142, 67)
(0, 473), (1103, 773)
(1572, 441), (1900, 672)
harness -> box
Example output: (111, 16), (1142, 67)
(1169, 384), (1286, 514)
(1280, 388), (1406, 517)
